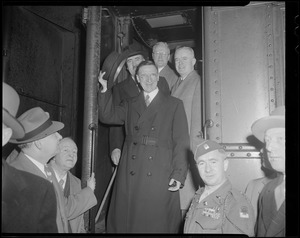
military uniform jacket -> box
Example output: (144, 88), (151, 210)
(98, 89), (189, 233)
(184, 179), (255, 235)
(9, 152), (97, 233)
(2, 159), (58, 233)
(256, 174), (285, 237)
(109, 75), (170, 154)
(159, 64), (179, 90)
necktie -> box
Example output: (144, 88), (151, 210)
(145, 94), (151, 107)
(59, 179), (64, 190)
(44, 165), (52, 183)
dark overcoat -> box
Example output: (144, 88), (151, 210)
(109, 75), (170, 154)
(256, 174), (285, 237)
(99, 89), (189, 233)
(9, 152), (97, 233)
(2, 159), (58, 233)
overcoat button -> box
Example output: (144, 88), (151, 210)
(147, 172), (152, 176)
(133, 142), (137, 145)
(134, 126), (139, 130)
(132, 155), (136, 159)
(151, 127), (155, 131)
(148, 156), (153, 160)
(130, 171), (135, 175)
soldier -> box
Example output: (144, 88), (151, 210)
(184, 140), (255, 235)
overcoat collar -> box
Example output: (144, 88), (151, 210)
(131, 90), (167, 124)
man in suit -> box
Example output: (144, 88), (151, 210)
(98, 60), (190, 233)
(152, 42), (178, 90)
(2, 82), (58, 233)
(251, 106), (285, 237)
(8, 107), (96, 233)
(109, 46), (170, 167)
(171, 46), (204, 219)
(49, 137), (97, 233)
(245, 148), (277, 221)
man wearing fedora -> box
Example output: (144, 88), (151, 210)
(98, 60), (189, 233)
(251, 106), (285, 237)
(184, 140), (255, 235)
(8, 107), (96, 233)
(105, 44), (170, 167)
(152, 42), (178, 90)
(2, 82), (58, 232)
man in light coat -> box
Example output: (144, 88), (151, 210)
(172, 46), (204, 219)
(49, 137), (97, 233)
(98, 60), (190, 233)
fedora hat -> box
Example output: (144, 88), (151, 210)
(2, 82), (25, 139)
(9, 107), (64, 144)
(251, 106), (285, 142)
(102, 51), (127, 88)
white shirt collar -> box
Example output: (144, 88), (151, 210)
(144, 88), (159, 103)
(24, 154), (47, 177)
(158, 67), (164, 73)
(52, 169), (67, 189)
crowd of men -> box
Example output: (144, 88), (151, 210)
(2, 41), (285, 235)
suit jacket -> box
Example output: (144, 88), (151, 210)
(2, 159), (58, 233)
(109, 75), (170, 154)
(159, 64), (179, 91)
(64, 171), (97, 233)
(256, 174), (285, 237)
(99, 89), (190, 232)
(171, 70), (203, 210)
(9, 152), (97, 233)
(245, 173), (277, 220)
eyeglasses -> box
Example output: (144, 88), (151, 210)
(153, 52), (169, 57)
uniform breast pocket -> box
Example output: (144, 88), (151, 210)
(194, 208), (222, 232)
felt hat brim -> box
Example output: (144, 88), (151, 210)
(102, 51), (127, 88)
(9, 121), (64, 144)
(3, 108), (25, 139)
(251, 116), (285, 142)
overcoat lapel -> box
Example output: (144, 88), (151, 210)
(137, 91), (166, 124)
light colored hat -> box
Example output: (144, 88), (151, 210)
(9, 107), (64, 144)
(194, 140), (224, 160)
(2, 82), (25, 139)
(251, 106), (285, 142)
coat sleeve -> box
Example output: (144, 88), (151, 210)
(170, 100), (190, 184)
(98, 89), (126, 125)
(65, 186), (97, 220)
(109, 85), (126, 153)
(190, 78), (204, 151)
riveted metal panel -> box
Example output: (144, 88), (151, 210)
(203, 3), (285, 192)
(204, 3), (285, 145)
